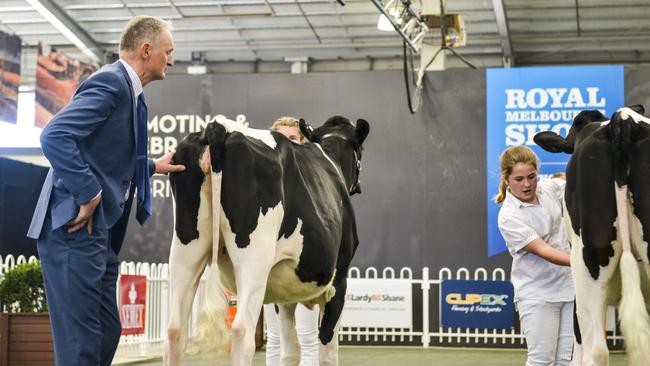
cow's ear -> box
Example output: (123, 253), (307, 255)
(534, 131), (573, 153)
(299, 118), (313, 142)
(629, 104), (645, 115)
(355, 119), (370, 146)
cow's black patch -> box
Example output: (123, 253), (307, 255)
(170, 132), (207, 244)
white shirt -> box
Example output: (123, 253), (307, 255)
(498, 178), (574, 302)
(118, 59), (143, 99)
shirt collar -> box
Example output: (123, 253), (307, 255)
(118, 59), (143, 98)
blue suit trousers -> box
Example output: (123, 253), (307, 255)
(37, 214), (121, 366)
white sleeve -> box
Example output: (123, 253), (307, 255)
(498, 213), (539, 255)
(540, 177), (565, 202)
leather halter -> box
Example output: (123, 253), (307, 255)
(318, 132), (362, 195)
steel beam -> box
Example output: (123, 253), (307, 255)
(491, 0), (512, 66)
(25, 0), (103, 63)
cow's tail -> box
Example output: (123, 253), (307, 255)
(195, 121), (230, 354)
(615, 182), (650, 365)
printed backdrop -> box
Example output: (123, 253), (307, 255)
(486, 66), (624, 257)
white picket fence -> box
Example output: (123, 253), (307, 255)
(0, 254), (624, 359)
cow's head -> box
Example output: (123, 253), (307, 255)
(534, 105), (645, 154)
(534, 109), (609, 154)
(310, 116), (370, 195)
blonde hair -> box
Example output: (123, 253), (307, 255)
(271, 116), (304, 141)
(119, 16), (171, 53)
(493, 145), (539, 204)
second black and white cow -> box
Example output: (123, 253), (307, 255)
(535, 106), (650, 366)
(164, 116), (369, 366)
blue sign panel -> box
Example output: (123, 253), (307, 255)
(440, 280), (514, 329)
(486, 65), (624, 256)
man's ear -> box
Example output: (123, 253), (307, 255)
(534, 131), (573, 153)
(299, 119), (313, 142)
(140, 42), (152, 59)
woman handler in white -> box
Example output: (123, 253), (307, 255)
(495, 145), (574, 366)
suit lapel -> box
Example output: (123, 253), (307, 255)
(115, 61), (138, 143)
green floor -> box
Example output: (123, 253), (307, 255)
(122, 346), (628, 365)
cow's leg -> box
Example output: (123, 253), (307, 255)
(224, 203), (284, 365)
(318, 320), (339, 366)
(164, 234), (211, 365)
(229, 259), (272, 366)
(277, 303), (300, 366)
(572, 253), (610, 366)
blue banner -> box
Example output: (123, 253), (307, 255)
(440, 280), (514, 329)
(486, 66), (624, 256)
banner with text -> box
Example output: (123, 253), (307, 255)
(341, 278), (412, 328)
(486, 66), (624, 256)
(441, 280), (514, 329)
(120, 275), (147, 335)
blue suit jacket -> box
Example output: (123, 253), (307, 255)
(27, 61), (154, 247)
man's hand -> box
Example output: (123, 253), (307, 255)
(67, 194), (101, 234)
(155, 151), (186, 174)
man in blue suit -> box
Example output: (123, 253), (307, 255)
(27, 16), (185, 366)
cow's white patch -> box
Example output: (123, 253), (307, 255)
(618, 107), (650, 126)
(212, 117), (277, 148)
(628, 191), (649, 268)
(275, 219), (305, 263)
(599, 119), (611, 126)
(219, 205), (331, 304)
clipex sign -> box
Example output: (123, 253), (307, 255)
(441, 280), (514, 329)
(446, 293), (508, 306)
(486, 66), (624, 256)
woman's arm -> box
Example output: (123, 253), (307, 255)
(522, 238), (570, 266)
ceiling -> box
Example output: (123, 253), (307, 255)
(2, 0), (650, 85)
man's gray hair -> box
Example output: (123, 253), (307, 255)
(119, 16), (171, 53)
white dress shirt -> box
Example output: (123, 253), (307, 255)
(498, 178), (574, 302)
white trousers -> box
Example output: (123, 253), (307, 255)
(264, 304), (320, 366)
(517, 299), (574, 366)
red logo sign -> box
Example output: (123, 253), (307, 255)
(119, 275), (147, 335)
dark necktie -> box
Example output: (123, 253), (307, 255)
(135, 93), (152, 225)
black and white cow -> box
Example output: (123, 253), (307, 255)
(535, 106), (650, 366)
(164, 116), (369, 366)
